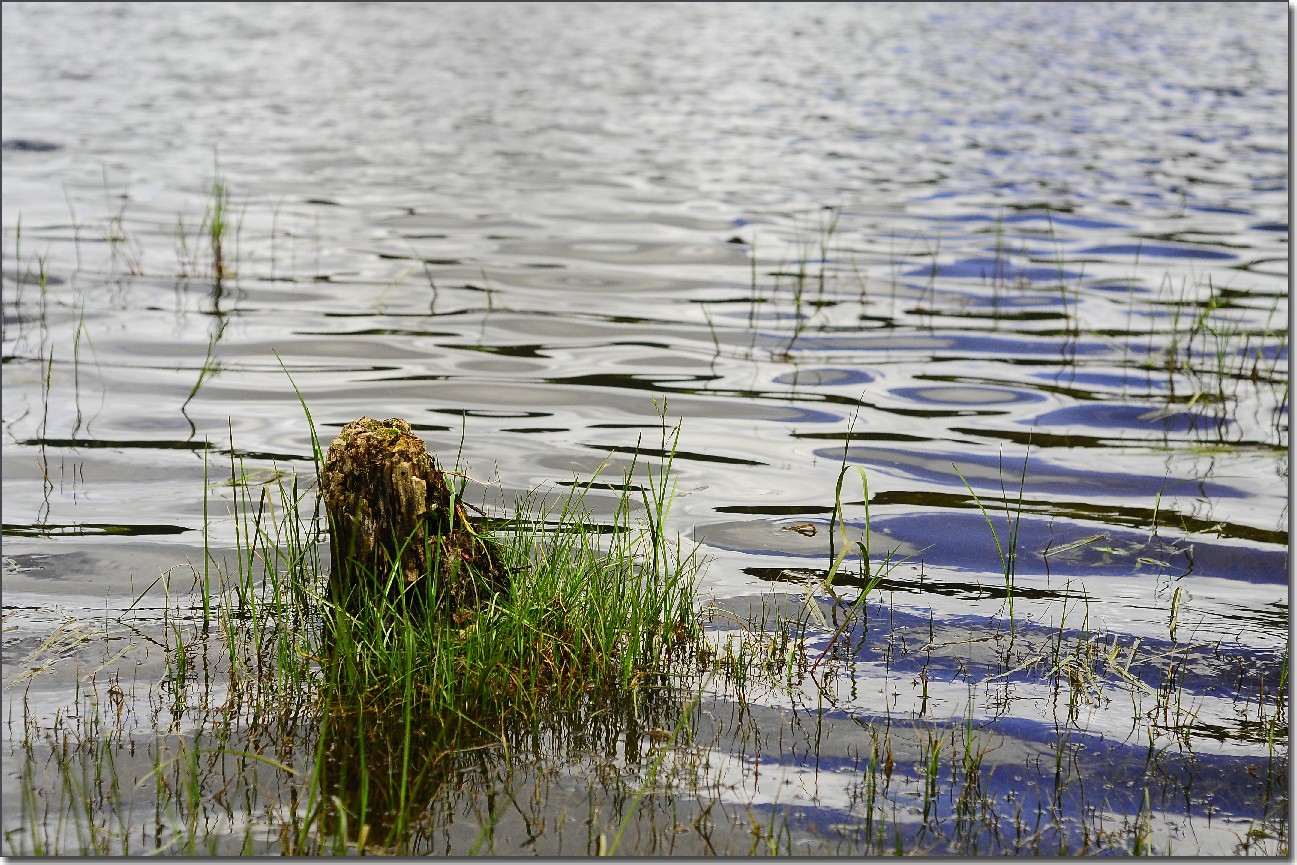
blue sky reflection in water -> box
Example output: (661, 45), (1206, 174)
(1, 1), (1288, 855)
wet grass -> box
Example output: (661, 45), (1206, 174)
(175, 165), (236, 287)
(691, 439), (1288, 855)
(705, 581), (1289, 855)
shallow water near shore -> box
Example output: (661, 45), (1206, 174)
(2, 1), (1288, 855)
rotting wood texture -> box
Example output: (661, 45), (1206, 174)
(320, 416), (508, 615)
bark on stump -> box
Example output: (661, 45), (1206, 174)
(320, 416), (508, 616)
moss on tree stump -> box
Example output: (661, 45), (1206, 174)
(320, 416), (508, 615)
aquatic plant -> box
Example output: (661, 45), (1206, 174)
(100, 169), (143, 277)
(954, 449), (1029, 636)
(206, 175), (229, 285)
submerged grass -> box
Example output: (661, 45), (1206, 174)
(699, 448), (1288, 856)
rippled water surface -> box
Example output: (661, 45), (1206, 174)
(2, 2), (1289, 856)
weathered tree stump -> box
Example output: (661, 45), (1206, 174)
(320, 416), (508, 616)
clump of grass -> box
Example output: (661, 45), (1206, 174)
(1143, 273), (1288, 447)
(207, 176), (229, 285)
(229, 399), (704, 852)
(174, 169), (237, 289)
(318, 427), (702, 721)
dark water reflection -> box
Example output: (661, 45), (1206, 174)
(2, 1), (1287, 855)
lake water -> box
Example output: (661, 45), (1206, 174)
(2, 2), (1289, 855)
